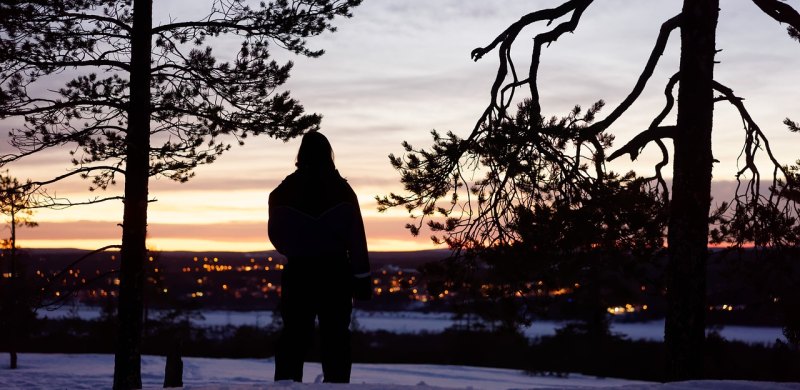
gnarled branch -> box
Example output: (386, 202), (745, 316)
(607, 126), (676, 161)
(584, 14), (682, 138)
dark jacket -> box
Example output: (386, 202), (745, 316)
(268, 168), (370, 279)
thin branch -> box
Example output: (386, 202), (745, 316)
(584, 14), (682, 138)
(26, 166), (127, 188)
(471, 0), (593, 118)
(653, 138), (671, 201)
(712, 80), (791, 182)
(37, 263), (120, 309)
(43, 245), (122, 291)
(60, 12), (133, 33)
(29, 195), (126, 210)
(751, 0), (800, 37)
(0, 99), (126, 116)
(152, 20), (254, 35)
(608, 72), (679, 162)
(607, 126), (676, 161)
(528, 1), (592, 117)
(16, 58), (130, 72)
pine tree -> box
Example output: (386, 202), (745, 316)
(380, 0), (800, 380)
(0, 172), (39, 369)
(0, 1), (361, 387)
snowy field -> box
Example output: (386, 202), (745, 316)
(38, 307), (788, 345)
(3, 353), (800, 390)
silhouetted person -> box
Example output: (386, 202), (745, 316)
(268, 131), (372, 383)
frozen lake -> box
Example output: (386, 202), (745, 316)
(37, 306), (788, 345)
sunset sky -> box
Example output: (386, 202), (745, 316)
(2, 0), (799, 252)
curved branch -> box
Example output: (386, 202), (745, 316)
(752, 0), (800, 39)
(584, 14), (682, 138)
(607, 126), (676, 161)
(471, 0), (593, 117)
(35, 244), (121, 309)
(652, 138), (671, 201)
(528, 1), (592, 117)
(61, 12), (133, 33)
(470, 0), (591, 61)
(608, 72), (679, 162)
(45, 244), (122, 287)
(650, 72), (680, 128)
(25, 166), (127, 188)
(712, 80), (791, 183)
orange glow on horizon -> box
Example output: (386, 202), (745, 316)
(18, 236), (439, 253)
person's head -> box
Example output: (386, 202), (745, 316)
(295, 131), (335, 171)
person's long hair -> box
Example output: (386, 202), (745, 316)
(295, 131), (335, 171)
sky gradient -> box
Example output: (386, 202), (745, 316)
(3, 0), (799, 252)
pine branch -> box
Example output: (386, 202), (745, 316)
(16, 58), (130, 72)
(60, 12), (133, 33)
(0, 99), (126, 116)
(26, 166), (127, 188)
(752, 0), (800, 42)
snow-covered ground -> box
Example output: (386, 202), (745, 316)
(17, 308), (794, 389)
(3, 353), (799, 390)
(38, 306), (787, 345)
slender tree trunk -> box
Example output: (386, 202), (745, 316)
(113, 0), (152, 388)
(665, 0), (719, 380)
(9, 203), (17, 369)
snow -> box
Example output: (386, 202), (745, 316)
(38, 307), (788, 345)
(2, 353), (798, 390)
(16, 308), (793, 389)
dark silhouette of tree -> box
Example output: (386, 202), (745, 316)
(380, 0), (800, 380)
(0, 0), (361, 387)
(0, 171), (39, 369)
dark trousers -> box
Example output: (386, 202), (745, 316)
(274, 257), (352, 383)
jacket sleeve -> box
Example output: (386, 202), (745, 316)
(346, 186), (370, 279)
(267, 190), (290, 254)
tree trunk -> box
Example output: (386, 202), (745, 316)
(9, 206), (17, 370)
(665, 0), (719, 380)
(113, 0), (152, 388)
(10, 205), (16, 278)
(163, 342), (183, 388)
